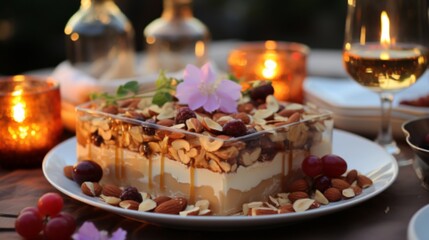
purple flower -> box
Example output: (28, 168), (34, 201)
(72, 222), (127, 240)
(176, 63), (242, 113)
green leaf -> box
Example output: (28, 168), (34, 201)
(116, 80), (139, 97)
(155, 70), (169, 89)
(152, 90), (172, 106)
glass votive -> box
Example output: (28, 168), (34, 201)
(228, 41), (309, 103)
(0, 75), (63, 169)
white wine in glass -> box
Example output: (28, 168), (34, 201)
(343, 0), (429, 162)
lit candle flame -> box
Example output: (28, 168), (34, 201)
(261, 41), (279, 79)
(11, 90), (26, 123)
(262, 57), (278, 79)
(380, 11), (391, 60)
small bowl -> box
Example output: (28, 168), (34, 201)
(402, 117), (429, 189)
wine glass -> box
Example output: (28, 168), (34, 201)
(343, 0), (429, 164)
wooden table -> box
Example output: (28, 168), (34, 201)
(0, 131), (428, 240)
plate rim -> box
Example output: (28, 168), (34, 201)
(42, 129), (398, 229)
(408, 203), (429, 240)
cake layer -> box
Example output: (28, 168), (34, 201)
(77, 135), (331, 215)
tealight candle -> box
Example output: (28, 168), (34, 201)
(0, 75), (62, 168)
(228, 41), (309, 103)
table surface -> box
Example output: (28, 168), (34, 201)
(0, 129), (428, 240)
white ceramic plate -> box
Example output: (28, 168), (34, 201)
(304, 76), (429, 137)
(42, 129), (398, 230)
(408, 204), (429, 240)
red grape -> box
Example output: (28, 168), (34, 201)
(20, 206), (42, 217)
(321, 154), (348, 178)
(38, 192), (64, 217)
(15, 211), (44, 239)
(72, 160), (103, 185)
(44, 215), (75, 240)
(301, 155), (323, 177)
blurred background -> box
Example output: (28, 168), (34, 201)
(0, 0), (346, 75)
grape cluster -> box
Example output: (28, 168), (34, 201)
(15, 193), (76, 239)
(301, 154), (348, 192)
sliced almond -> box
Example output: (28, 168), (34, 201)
(240, 147), (261, 166)
(201, 117), (223, 132)
(81, 182), (102, 197)
(100, 195), (121, 206)
(171, 139), (191, 151)
(138, 199), (157, 212)
(178, 149), (191, 164)
(342, 188), (356, 199)
(179, 206), (200, 216)
(195, 199), (210, 211)
(251, 207), (278, 216)
(313, 189), (329, 205)
(119, 200), (139, 210)
(292, 198), (315, 212)
(199, 135), (224, 152)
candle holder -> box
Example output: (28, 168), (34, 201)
(0, 76), (63, 169)
(228, 41), (309, 103)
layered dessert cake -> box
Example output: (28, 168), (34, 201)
(75, 63), (333, 215)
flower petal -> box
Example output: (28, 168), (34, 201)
(109, 228), (127, 240)
(72, 222), (101, 240)
(219, 97), (239, 113)
(183, 64), (202, 85)
(187, 92), (207, 110)
(201, 63), (216, 85)
(217, 80), (242, 100)
(176, 82), (197, 104)
(203, 94), (220, 112)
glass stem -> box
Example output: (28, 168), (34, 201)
(376, 92), (400, 155)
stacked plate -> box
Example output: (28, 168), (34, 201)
(304, 74), (429, 138)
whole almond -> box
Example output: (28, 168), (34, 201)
(352, 186), (363, 196)
(157, 119), (175, 127)
(102, 184), (122, 198)
(323, 188), (342, 202)
(288, 191), (309, 203)
(63, 165), (74, 180)
(154, 197), (187, 214)
(81, 182), (102, 197)
(357, 175), (373, 189)
(288, 179), (309, 192)
(153, 196), (172, 206)
(331, 178), (351, 190)
(346, 169), (358, 184)
(278, 204), (294, 214)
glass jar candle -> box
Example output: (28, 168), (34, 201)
(0, 76), (63, 168)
